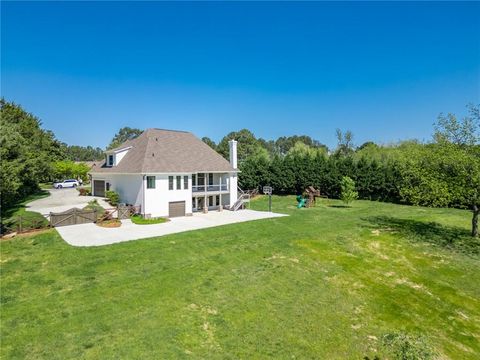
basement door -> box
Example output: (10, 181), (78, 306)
(169, 201), (186, 218)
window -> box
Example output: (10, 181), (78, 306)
(107, 154), (114, 166)
(197, 173), (205, 185)
(169, 176), (174, 190)
(192, 174), (196, 186)
(176, 176), (181, 190)
(216, 195), (220, 206)
(184, 176), (188, 189)
(147, 176), (155, 189)
(208, 173), (213, 185)
(209, 196), (213, 207)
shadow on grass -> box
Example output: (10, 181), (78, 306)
(2, 190), (50, 218)
(1, 190), (50, 234)
(328, 205), (352, 208)
(365, 216), (479, 256)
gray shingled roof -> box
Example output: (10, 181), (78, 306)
(91, 129), (237, 174)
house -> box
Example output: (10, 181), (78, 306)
(89, 128), (242, 218)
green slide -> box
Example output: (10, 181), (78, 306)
(296, 195), (306, 208)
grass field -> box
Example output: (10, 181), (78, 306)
(1, 196), (479, 359)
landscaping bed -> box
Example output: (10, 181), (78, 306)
(96, 219), (122, 228)
(130, 214), (168, 225)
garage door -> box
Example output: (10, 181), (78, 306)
(169, 201), (185, 218)
(93, 180), (105, 197)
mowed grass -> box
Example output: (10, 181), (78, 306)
(1, 196), (479, 359)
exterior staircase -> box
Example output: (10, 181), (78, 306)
(231, 187), (250, 211)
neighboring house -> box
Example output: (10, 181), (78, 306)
(90, 128), (242, 218)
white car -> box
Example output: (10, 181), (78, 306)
(53, 179), (79, 189)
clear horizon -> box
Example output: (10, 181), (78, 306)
(2, 1), (479, 149)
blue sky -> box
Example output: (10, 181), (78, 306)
(2, 1), (479, 149)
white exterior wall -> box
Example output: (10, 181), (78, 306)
(109, 174), (143, 205)
(92, 171), (236, 217)
(91, 174), (143, 206)
(229, 172), (238, 206)
(114, 148), (130, 165)
(143, 174), (193, 217)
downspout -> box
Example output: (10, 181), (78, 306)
(142, 174), (146, 216)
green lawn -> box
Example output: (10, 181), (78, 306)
(1, 196), (479, 359)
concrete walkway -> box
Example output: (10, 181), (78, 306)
(28, 188), (111, 215)
(56, 210), (287, 247)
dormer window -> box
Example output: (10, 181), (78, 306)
(107, 154), (114, 166)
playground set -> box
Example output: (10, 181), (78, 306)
(296, 186), (322, 208)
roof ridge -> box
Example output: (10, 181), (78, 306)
(145, 128), (190, 134)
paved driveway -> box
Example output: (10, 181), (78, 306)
(56, 210), (287, 247)
(27, 188), (111, 215)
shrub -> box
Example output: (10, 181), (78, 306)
(130, 214), (168, 225)
(340, 176), (358, 205)
(105, 190), (120, 206)
(78, 188), (91, 196)
(382, 333), (435, 360)
(83, 199), (105, 220)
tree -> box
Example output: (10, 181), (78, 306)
(0, 99), (64, 209)
(217, 129), (265, 163)
(201, 137), (217, 150)
(52, 161), (90, 182)
(64, 145), (104, 161)
(335, 129), (355, 156)
(274, 135), (328, 156)
(433, 104), (479, 146)
(340, 176), (358, 205)
(107, 127), (143, 150)
(357, 141), (378, 152)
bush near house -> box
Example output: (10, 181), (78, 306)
(105, 190), (120, 206)
(82, 199), (105, 220)
(78, 187), (91, 196)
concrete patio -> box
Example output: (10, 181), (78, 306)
(56, 209), (287, 247)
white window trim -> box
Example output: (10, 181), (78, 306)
(107, 154), (114, 167)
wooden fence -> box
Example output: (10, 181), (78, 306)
(50, 208), (97, 227)
(2, 216), (50, 234)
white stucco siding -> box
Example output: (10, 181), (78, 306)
(114, 148), (130, 165)
(91, 174), (143, 206)
(143, 174), (193, 217)
(109, 174), (143, 206)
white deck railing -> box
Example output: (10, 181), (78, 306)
(192, 184), (229, 193)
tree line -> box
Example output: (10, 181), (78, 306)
(1, 98), (478, 236)
(203, 105), (479, 236)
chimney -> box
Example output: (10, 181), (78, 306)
(229, 139), (238, 169)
